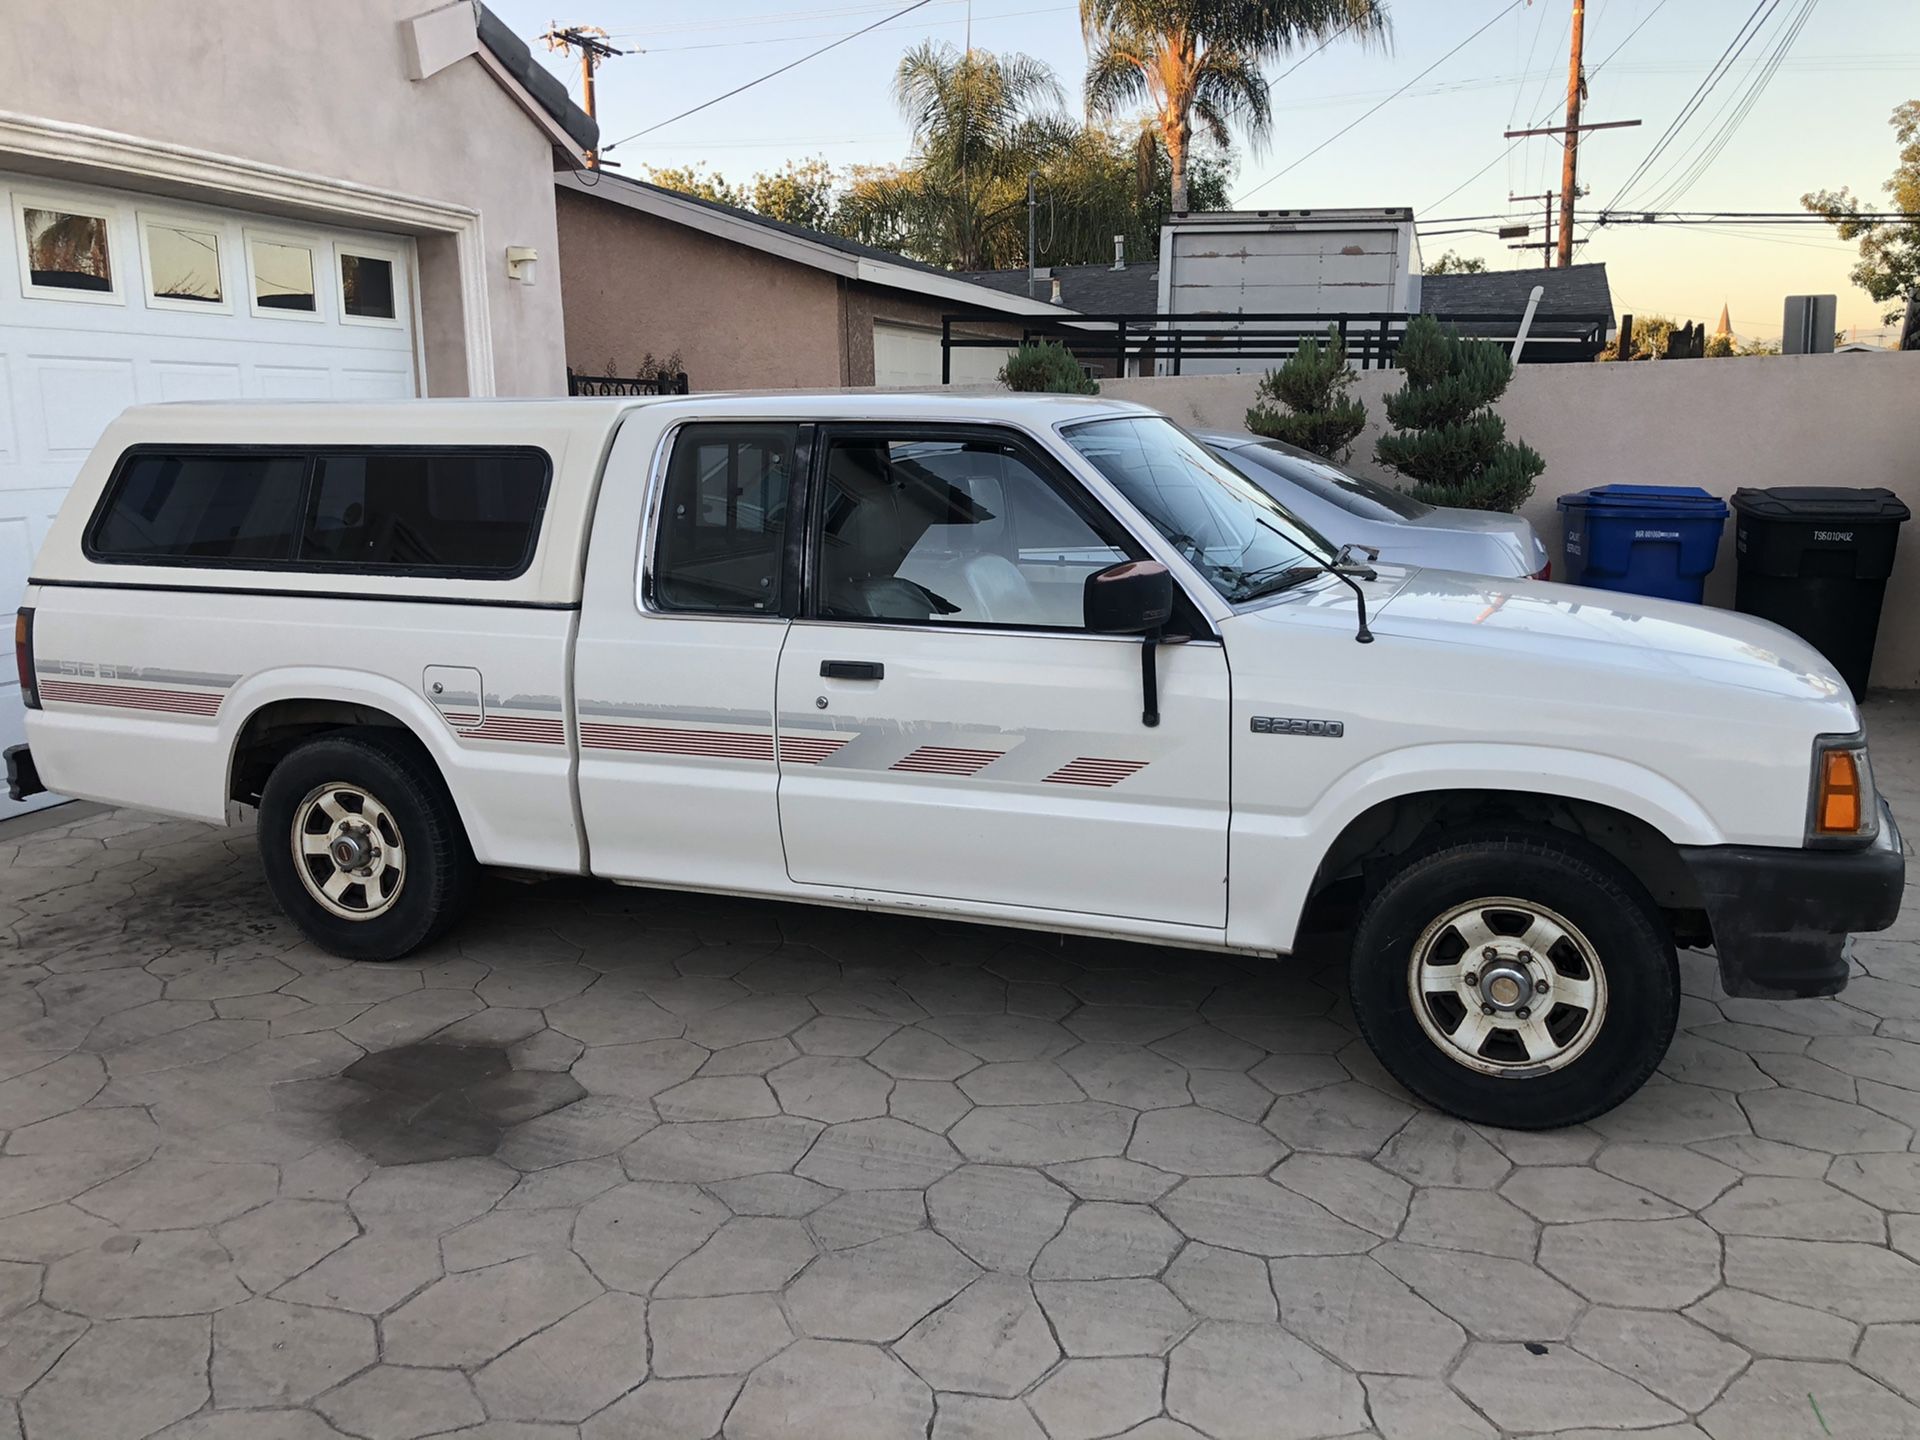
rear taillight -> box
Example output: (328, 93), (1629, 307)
(14, 608), (38, 710)
(1533, 562), (1552, 581)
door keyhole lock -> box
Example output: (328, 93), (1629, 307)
(815, 696), (828, 710)
(431, 682), (444, 695)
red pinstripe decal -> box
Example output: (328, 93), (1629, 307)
(580, 723), (775, 761)
(39, 679), (222, 717)
(462, 714), (565, 745)
(1044, 757), (1148, 788)
(890, 745), (1002, 776)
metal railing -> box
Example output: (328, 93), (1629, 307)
(939, 310), (1613, 382)
(567, 368), (691, 396)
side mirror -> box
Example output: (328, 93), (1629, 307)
(1085, 561), (1175, 728)
(1084, 560), (1173, 635)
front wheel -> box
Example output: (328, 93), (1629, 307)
(257, 731), (476, 962)
(1348, 828), (1679, 1130)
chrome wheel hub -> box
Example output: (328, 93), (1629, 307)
(292, 783), (406, 921)
(1408, 898), (1607, 1077)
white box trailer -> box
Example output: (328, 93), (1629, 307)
(1154, 208), (1422, 375)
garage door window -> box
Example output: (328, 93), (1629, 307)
(338, 250), (398, 323)
(140, 216), (226, 311)
(14, 198), (120, 303)
(248, 234), (319, 317)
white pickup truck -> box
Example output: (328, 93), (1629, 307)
(8, 394), (1902, 1129)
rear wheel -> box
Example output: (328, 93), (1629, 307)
(1348, 828), (1678, 1129)
(257, 732), (475, 961)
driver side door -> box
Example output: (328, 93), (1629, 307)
(773, 424), (1230, 932)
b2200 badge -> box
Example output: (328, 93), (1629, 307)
(1250, 716), (1344, 738)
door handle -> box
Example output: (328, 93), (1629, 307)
(820, 660), (884, 681)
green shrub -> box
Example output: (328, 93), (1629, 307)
(1374, 316), (1544, 513)
(1244, 326), (1368, 461)
(1000, 340), (1099, 395)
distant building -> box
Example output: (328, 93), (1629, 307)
(953, 259), (1616, 368)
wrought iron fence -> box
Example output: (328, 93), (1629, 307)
(567, 368), (690, 396)
(938, 310), (1612, 383)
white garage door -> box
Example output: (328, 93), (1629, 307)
(873, 320), (1012, 388)
(1, 171), (419, 816)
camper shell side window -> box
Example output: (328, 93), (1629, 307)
(83, 445), (553, 579)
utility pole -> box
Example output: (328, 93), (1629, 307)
(1026, 171), (1039, 299)
(1503, 0), (1637, 271)
(1509, 191), (1557, 268)
(1557, 0), (1585, 267)
(542, 23), (625, 168)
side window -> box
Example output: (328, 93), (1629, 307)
(87, 448), (550, 576)
(89, 453), (307, 562)
(652, 424), (799, 615)
(814, 434), (1130, 629)
(300, 452), (547, 575)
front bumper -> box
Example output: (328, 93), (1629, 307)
(1679, 799), (1905, 999)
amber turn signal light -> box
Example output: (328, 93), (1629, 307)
(1814, 747), (1863, 835)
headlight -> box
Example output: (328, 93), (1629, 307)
(1808, 735), (1879, 846)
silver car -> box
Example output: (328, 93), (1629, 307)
(1203, 433), (1551, 580)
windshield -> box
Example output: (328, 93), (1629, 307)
(1238, 441), (1435, 521)
(1063, 416), (1336, 603)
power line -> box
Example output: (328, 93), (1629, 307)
(1639, 0), (1818, 210)
(1601, 0), (1780, 212)
(1419, 0), (1674, 217)
(632, 2), (1071, 53)
(1236, 0), (1527, 206)
(601, 0), (937, 152)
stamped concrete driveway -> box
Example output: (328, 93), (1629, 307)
(3, 705), (1920, 1440)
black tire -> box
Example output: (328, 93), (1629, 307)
(257, 731), (476, 962)
(1348, 827), (1679, 1130)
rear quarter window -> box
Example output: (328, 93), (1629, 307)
(86, 447), (552, 578)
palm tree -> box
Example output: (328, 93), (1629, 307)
(839, 41), (1076, 269)
(1081, 0), (1391, 214)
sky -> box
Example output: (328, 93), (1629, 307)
(491, 0), (1920, 343)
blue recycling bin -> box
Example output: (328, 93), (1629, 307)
(1556, 485), (1730, 603)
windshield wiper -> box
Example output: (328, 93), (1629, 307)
(1229, 566), (1323, 602)
(1234, 551), (1379, 645)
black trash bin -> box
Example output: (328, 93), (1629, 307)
(1730, 487), (1911, 700)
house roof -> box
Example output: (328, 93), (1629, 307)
(954, 259), (1615, 323)
(1419, 263), (1613, 320)
(556, 171), (1075, 319)
(472, 3), (599, 155)
(954, 262), (1161, 313)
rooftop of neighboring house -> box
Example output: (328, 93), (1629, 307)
(471, 2), (598, 153)
(556, 170), (1074, 318)
(952, 259), (1615, 322)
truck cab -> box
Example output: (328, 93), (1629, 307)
(10, 394), (1903, 1129)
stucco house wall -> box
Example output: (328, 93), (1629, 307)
(556, 186), (845, 388)
(0, 0), (572, 395)
(555, 186), (1030, 389)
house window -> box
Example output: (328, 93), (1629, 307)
(14, 197), (121, 303)
(140, 216), (225, 310)
(339, 249), (398, 323)
(247, 234), (319, 316)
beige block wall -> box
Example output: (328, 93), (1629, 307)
(1094, 352), (1920, 687)
(0, 0), (569, 396)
